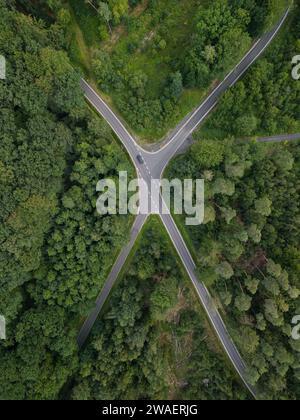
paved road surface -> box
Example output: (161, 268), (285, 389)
(257, 133), (300, 143)
(143, 8), (290, 179)
(78, 9), (290, 398)
(77, 214), (147, 347)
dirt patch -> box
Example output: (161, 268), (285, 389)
(165, 287), (188, 324)
(132, 0), (149, 17)
(167, 330), (193, 399)
(108, 26), (126, 48)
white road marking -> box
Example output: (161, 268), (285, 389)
(79, 10), (289, 398)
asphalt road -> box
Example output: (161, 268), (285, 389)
(257, 133), (300, 143)
(158, 196), (256, 394)
(78, 9), (290, 398)
(143, 8), (290, 179)
(77, 214), (147, 347)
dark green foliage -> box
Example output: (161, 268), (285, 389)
(0, 0), (132, 399)
(202, 1), (300, 138)
(1, 0), (297, 401)
(89, 0), (286, 139)
(69, 220), (248, 400)
(168, 137), (300, 400)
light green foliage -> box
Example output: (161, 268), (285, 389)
(235, 294), (252, 312)
(234, 327), (259, 355)
(203, 205), (216, 225)
(220, 207), (237, 224)
(212, 178), (235, 196)
(248, 224), (262, 244)
(72, 0), (282, 140)
(190, 139), (224, 169)
(216, 262), (234, 280)
(255, 197), (272, 217)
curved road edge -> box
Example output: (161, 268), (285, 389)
(77, 9), (291, 399)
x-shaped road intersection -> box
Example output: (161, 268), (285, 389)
(78, 9), (290, 398)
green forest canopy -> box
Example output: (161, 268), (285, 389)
(0, 0), (298, 401)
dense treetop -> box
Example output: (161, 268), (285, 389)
(0, 0), (298, 400)
(0, 0), (133, 399)
(69, 219), (249, 400)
